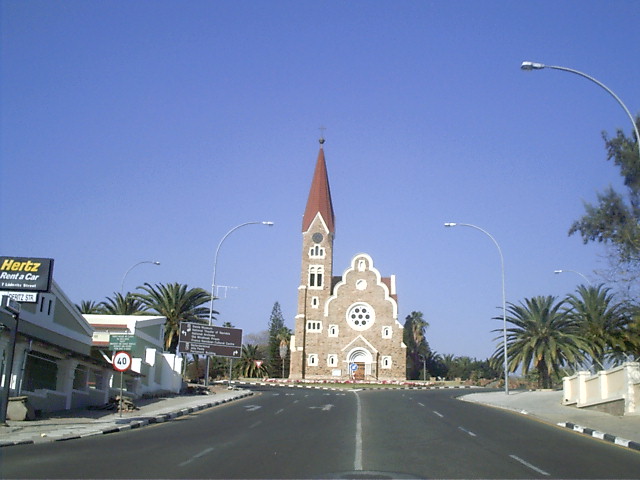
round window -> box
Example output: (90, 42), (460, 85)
(346, 303), (375, 331)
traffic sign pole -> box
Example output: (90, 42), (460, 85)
(112, 351), (132, 417)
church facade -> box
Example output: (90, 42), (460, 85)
(288, 141), (406, 381)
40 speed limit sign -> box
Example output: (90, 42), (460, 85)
(113, 351), (132, 372)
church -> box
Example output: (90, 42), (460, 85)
(288, 139), (406, 381)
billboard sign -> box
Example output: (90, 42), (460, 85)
(178, 322), (242, 358)
(0, 257), (54, 293)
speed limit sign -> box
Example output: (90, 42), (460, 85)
(113, 351), (132, 372)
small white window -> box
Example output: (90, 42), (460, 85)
(327, 354), (338, 367)
(306, 320), (322, 332)
(308, 354), (318, 367)
(308, 265), (324, 288)
(382, 356), (392, 369)
(309, 245), (325, 258)
(328, 325), (338, 337)
(311, 296), (319, 308)
(382, 326), (392, 339)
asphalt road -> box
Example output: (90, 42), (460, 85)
(1, 386), (639, 479)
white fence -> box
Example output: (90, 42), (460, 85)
(563, 362), (640, 415)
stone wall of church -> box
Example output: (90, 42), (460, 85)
(299, 253), (406, 381)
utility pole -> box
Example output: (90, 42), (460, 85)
(0, 296), (21, 425)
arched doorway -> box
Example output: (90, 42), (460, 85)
(347, 348), (373, 381)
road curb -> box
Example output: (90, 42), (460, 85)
(557, 422), (640, 451)
(0, 390), (253, 448)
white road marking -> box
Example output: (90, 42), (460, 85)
(417, 402), (425, 407)
(433, 411), (444, 418)
(509, 455), (550, 476)
(248, 421), (262, 429)
(244, 405), (262, 412)
(354, 392), (363, 471)
(275, 408), (284, 415)
(179, 447), (214, 467)
(309, 404), (334, 411)
(458, 426), (477, 437)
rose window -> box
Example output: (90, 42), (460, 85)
(346, 303), (375, 331)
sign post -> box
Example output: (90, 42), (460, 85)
(112, 351), (132, 417)
(0, 296), (21, 424)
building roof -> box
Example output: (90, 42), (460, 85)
(302, 142), (336, 233)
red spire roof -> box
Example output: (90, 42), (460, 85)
(302, 144), (335, 233)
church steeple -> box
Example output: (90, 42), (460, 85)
(302, 139), (335, 234)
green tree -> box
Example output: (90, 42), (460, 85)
(493, 296), (588, 389)
(100, 292), (148, 315)
(569, 117), (640, 275)
(134, 282), (213, 353)
(275, 326), (292, 379)
(624, 307), (640, 360)
(76, 300), (103, 314)
(266, 302), (286, 377)
(439, 353), (457, 380)
(403, 311), (430, 380)
(566, 284), (629, 370)
(236, 344), (268, 378)
(424, 351), (447, 379)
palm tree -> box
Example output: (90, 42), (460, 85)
(100, 292), (148, 315)
(403, 311), (430, 379)
(566, 284), (629, 370)
(493, 296), (588, 389)
(440, 353), (457, 380)
(276, 326), (292, 378)
(618, 303), (640, 362)
(134, 282), (213, 353)
(76, 300), (103, 314)
(236, 344), (268, 378)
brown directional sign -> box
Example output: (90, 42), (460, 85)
(178, 322), (242, 358)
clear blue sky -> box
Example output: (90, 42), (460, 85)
(2, 1), (639, 361)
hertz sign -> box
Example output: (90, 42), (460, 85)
(0, 257), (54, 293)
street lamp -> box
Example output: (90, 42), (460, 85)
(521, 61), (640, 164)
(444, 222), (509, 394)
(121, 260), (160, 294)
(204, 221), (274, 385)
(554, 269), (592, 286)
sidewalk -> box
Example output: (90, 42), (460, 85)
(0, 386), (253, 447)
(461, 389), (640, 451)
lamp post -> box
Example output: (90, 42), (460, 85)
(204, 221), (274, 385)
(444, 222), (509, 394)
(554, 269), (592, 286)
(121, 261), (160, 294)
(520, 61), (640, 164)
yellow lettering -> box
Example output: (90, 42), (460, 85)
(1, 259), (43, 272)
